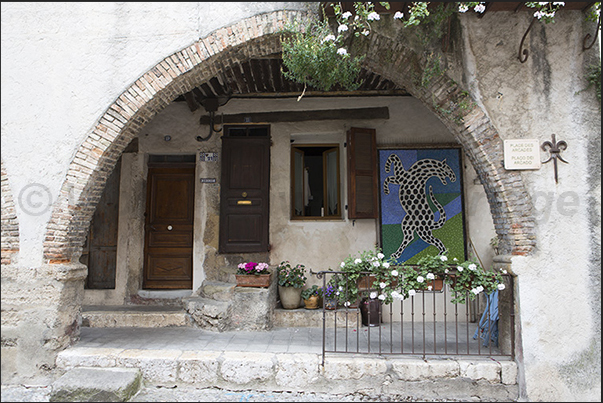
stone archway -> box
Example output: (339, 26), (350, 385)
(42, 12), (534, 267)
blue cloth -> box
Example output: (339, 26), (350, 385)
(473, 290), (499, 347)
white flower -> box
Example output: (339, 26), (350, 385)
(471, 288), (480, 295)
(427, 273), (435, 280)
(445, 268), (449, 273)
(338, 24), (348, 33)
(409, 289), (416, 297)
(370, 291), (378, 299)
(427, 285), (433, 291)
(391, 269), (399, 277)
(391, 291), (403, 300)
(477, 285), (484, 293)
(322, 34), (336, 43)
(380, 282), (387, 289)
(417, 276), (425, 283)
(340, 262), (345, 268)
(453, 257), (458, 261)
(553, 2), (565, 6)
(439, 255), (448, 262)
(393, 11), (404, 19)
(458, 4), (469, 13)
(457, 266), (464, 272)
(378, 294), (386, 301)
(474, 4), (486, 13)
(341, 11), (353, 19)
(501, 269), (508, 274)
(377, 253), (384, 259)
(383, 262), (390, 268)
(362, 29), (370, 36)
(468, 263), (477, 271)
(337, 47), (348, 56)
(354, 258), (362, 264)
(336, 291), (340, 295)
(338, 286), (343, 291)
(497, 284), (506, 290)
(367, 12), (380, 21)
(344, 301), (351, 307)
(373, 261), (380, 268)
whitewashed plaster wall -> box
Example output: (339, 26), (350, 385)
(459, 11), (601, 402)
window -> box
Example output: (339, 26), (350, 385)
(291, 144), (340, 219)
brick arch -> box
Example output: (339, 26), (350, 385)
(42, 9), (535, 263)
(42, 9), (314, 263)
(361, 32), (535, 256)
(1, 158), (20, 265)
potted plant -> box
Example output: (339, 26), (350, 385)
(235, 261), (271, 287)
(301, 285), (322, 310)
(444, 259), (506, 304)
(277, 261), (307, 309)
(322, 280), (339, 310)
(338, 247), (397, 305)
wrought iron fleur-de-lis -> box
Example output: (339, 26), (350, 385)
(541, 134), (568, 184)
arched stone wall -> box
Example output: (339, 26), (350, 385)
(42, 9), (534, 265)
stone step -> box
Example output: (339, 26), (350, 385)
(82, 305), (193, 328)
(274, 307), (360, 328)
(199, 280), (236, 301)
(50, 366), (142, 402)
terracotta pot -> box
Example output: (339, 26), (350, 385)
(303, 295), (320, 309)
(235, 273), (272, 288)
(278, 285), (302, 309)
(425, 278), (444, 291)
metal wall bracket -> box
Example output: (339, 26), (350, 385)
(541, 134), (568, 184)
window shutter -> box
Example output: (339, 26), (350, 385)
(347, 127), (378, 219)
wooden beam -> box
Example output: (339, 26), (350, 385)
(183, 92), (199, 112)
(198, 107), (389, 124)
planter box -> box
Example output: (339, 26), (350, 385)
(235, 273), (272, 288)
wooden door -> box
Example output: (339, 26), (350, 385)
(143, 163), (195, 289)
(219, 135), (270, 253)
(82, 158), (121, 289)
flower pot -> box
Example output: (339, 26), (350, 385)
(360, 298), (382, 327)
(303, 295), (320, 310)
(278, 285), (302, 309)
(324, 297), (337, 310)
(426, 278), (444, 291)
(235, 273), (271, 288)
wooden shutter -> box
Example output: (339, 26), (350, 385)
(347, 127), (378, 219)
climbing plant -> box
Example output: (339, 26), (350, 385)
(280, 2), (602, 103)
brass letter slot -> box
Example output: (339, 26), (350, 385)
(237, 200), (252, 205)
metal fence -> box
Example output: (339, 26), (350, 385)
(315, 270), (515, 365)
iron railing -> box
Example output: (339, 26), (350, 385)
(315, 270), (514, 365)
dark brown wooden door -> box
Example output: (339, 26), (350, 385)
(219, 136), (270, 253)
(82, 158), (121, 289)
(143, 164), (195, 289)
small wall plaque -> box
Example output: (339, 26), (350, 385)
(504, 139), (541, 170)
(199, 152), (218, 162)
(200, 178), (216, 183)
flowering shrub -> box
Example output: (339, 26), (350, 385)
(236, 261), (270, 275)
(444, 259), (506, 304)
(277, 261), (307, 289)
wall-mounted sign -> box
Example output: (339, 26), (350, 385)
(504, 139), (541, 170)
(200, 178), (216, 183)
(199, 152), (218, 162)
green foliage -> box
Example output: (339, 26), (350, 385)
(280, 16), (364, 95)
(277, 261), (307, 288)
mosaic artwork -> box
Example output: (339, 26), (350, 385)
(379, 148), (466, 265)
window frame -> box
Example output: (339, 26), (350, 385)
(290, 143), (342, 221)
